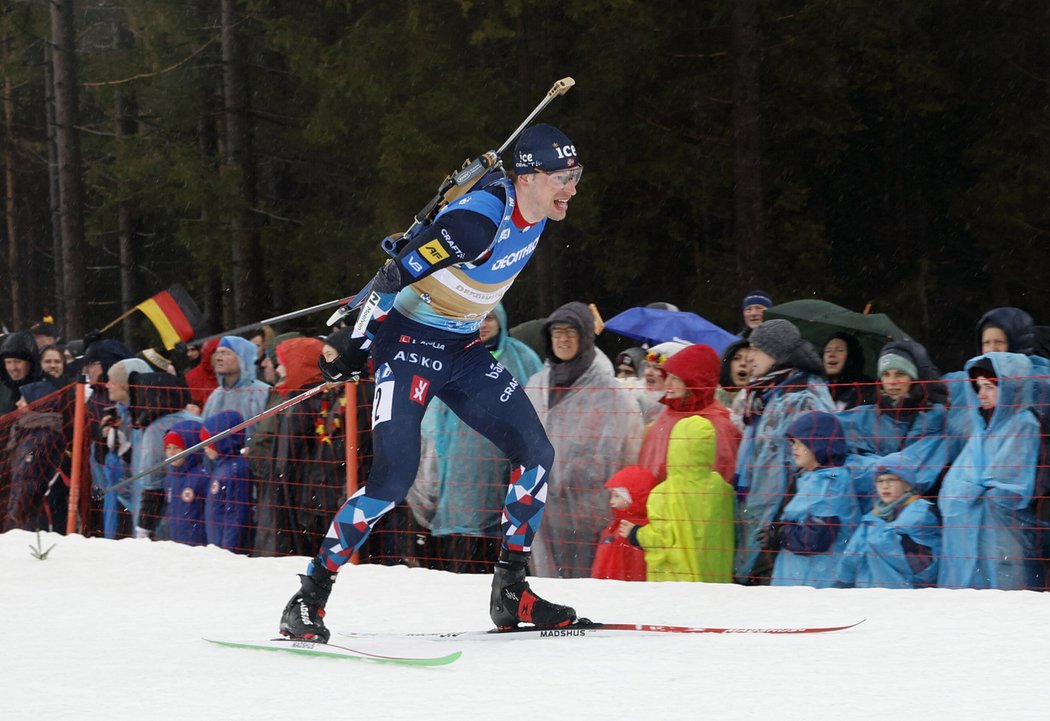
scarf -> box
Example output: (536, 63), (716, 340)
(872, 492), (916, 522)
(743, 368), (794, 425)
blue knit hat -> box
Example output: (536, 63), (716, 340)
(513, 124), (580, 174)
(742, 290), (773, 310)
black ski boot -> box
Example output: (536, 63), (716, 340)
(489, 550), (576, 629)
(279, 565), (334, 642)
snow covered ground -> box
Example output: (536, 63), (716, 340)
(5, 529), (1047, 720)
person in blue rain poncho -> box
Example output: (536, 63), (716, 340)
(938, 352), (1041, 590)
(944, 307), (1050, 460)
(836, 452), (941, 588)
(838, 340), (948, 511)
(733, 319), (834, 584)
(162, 419), (207, 546)
(764, 411), (859, 588)
(409, 303), (544, 572)
(202, 410), (252, 553)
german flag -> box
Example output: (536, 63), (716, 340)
(135, 284), (205, 350)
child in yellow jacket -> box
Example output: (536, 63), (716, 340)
(619, 415), (735, 581)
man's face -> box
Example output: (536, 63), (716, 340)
(517, 168), (581, 223)
(743, 304), (766, 329)
(550, 323), (580, 362)
(479, 314), (500, 343)
(40, 350), (64, 379)
(212, 347), (241, 378)
(33, 334), (55, 349)
(4, 357), (30, 382)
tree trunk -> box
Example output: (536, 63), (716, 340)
(50, 0), (85, 340)
(1, 1), (21, 329)
(730, 0), (764, 294)
(43, 43), (63, 331)
(114, 18), (137, 346)
(221, 0), (261, 326)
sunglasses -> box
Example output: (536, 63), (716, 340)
(539, 166), (584, 188)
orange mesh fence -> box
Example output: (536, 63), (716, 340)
(2, 372), (1047, 591)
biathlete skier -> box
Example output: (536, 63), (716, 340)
(280, 124), (583, 641)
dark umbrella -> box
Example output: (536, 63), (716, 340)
(764, 299), (912, 377)
(764, 298), (911, 377)
(604, 307), (738, 353)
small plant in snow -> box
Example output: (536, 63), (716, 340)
(29, 530), (55, 560)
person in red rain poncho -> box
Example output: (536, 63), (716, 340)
(637, 343), (741, 482)
(591, 466), (657, 581)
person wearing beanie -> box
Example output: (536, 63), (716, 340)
(281, 122), (584, 641)
(938, 351), (1041, 589)
(407, 302), (544, 573)
(739, 289), (774, 339)
(836, 452), (941, 589)
(524, 301), (643, 579)
(81, 338), (134, 384)
(614, 347), (646, 381)
(764, 411), (859, 588)
(201, 335), (271, 423)
(162, 419), (207, 546)
(637, 343), (741, 484)
(838, 339), (948, 509)
(733, 318), (833, 585)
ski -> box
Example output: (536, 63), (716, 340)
(339, 618), (865, 642)
(203, 637), (462, 667)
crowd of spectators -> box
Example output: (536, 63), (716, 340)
(1, 293), (1049, 592)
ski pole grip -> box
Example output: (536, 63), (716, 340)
(550, 77), (575, 96)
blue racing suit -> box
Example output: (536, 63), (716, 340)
(313, 176), (555, 574)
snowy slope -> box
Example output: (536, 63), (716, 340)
(4, 530), (1047, 721)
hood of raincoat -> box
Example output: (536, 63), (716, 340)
(0, 330), (40, 387)
(164, 419), (204, 471)
(666, 415), (716, 479)
(873, 450), (926, 493)
(786, 411), (847, 468)
(963, 351), (1032, 430)
(275, 337), (324, 393)
(201, 409), (246, 456)
(217, 335), (261, 389)
(659, 343), (719, 412)
(543, 301), (597, 388)
(603, 465), (657, 524)
(976, 307), (1035, 355)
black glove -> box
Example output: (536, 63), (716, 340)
(319, 327), (371, 383)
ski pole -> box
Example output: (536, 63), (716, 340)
(102, 382), (337, 497)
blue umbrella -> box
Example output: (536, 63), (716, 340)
(605, 307), (738, 352)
